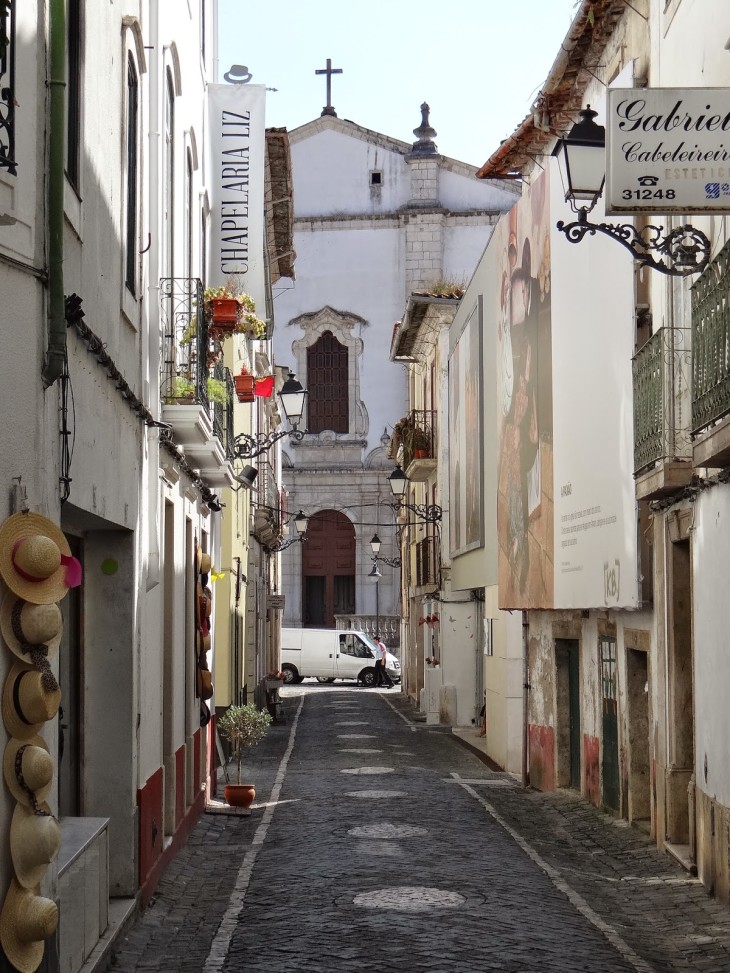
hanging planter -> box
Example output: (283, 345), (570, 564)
(209, 297), (239, 325)
(234, 370), (256, 403)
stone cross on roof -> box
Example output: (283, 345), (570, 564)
(315, 58), (343, 117)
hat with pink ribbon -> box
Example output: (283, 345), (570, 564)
(0, 512), (82, 604)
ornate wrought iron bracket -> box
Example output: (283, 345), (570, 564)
(556, 210), (711, 277)
(375, 555), (402, 568)
(268, 536), (305, 553)
(231, 426), (305, 460)
(390, 501), (442, 524)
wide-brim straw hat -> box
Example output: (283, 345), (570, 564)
(2, 662), (62, 741)
(196, 630), (211, 658)
(3, 735), (53, 807)
(0, 879), (58, 973)
(0, 595), (63, 665)
(10, 802), (61, 889)
(0, 512), (82, 604)
(199, 553), (212, 576)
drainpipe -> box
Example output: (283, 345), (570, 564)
(522, 610), (529, 789)
(42, 0), (66, 389)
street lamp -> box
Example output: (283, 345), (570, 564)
(266, 509), (309, 553)
(367, 559), (382, 639)
(230, 371), (308, 460)
(293, 510), (309, 535)
(370, 530), (400, 568)
(387, 465), (442, 523)
(553, 105), (710, 278)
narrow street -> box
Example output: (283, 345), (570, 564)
(111, 686), (730, 973)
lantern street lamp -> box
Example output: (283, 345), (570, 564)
(387, 465), (442, 523)
(553, 105), (710, 277)
(231, 371), (308, 461)
(293, 510), (309, 535)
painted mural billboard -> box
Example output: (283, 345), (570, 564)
(495, 170), (554, 608)
(488, 165), (638, 610)
(449, 300), (484, 557)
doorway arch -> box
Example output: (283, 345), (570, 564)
(302, 510), (355, 627)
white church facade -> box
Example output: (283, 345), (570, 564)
(273, 98), (519, 641)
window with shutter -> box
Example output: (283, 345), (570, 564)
(307, 331), (349, 433)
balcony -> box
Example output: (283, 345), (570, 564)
(415, 535), (438, 589)
(390, 410), (437, 482)
(159, 278), (235, 488)
(632, 327), (693, 500)
(691, 240), (730, 467)
(252, 460), (285, 546)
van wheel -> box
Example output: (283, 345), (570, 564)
(281, 665), (300, 685)
(360, 668), (375, 687)
(316, 677), (336, 683)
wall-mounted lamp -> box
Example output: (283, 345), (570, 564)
(387, 465), (442, 523)
(553, 106), (711, 277)
(266, 508), (310, 553)
(369, 531), (400, 567)
(231, 372), (308, 460)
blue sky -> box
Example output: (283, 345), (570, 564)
(217, 0), (580, 168)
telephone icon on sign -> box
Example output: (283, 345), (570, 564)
(637, 176), (659, 187)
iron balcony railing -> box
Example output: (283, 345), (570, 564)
(210, 361), (235, 459)
(160, 278), (209, 407)
(390, 409), (437, 468)
(692, 239), (730, 434)
(415, 535), (438, 588)
(632, 327), (691, 474)
(0, 1), (16, 175)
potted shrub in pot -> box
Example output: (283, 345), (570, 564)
(202, 282), (267, 341)
(217, 703), (272, 808)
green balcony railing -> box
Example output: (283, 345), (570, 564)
(692, 239), (730, 434)
(632, 327), (691, 474)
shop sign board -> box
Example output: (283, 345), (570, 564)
(606, 87), (730, 214)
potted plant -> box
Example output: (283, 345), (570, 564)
(217, 703), (272, 808)
(202, 282), (267, 341)
(234, 368), (256, 403)
(167, 376), (196, 403)
(206, 377), (228, 407)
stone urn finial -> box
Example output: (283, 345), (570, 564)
(411, 102), (437, 155)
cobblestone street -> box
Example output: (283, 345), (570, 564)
(111, 686), (730, 972)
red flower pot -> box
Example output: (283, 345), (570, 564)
(224, 783), (256, 808)
(234, 373), (255, 403)
(210, 298), (239, 324)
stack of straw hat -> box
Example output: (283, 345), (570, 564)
(0, 512), (82, 973)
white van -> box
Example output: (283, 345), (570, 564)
(280, 628), (400, 687)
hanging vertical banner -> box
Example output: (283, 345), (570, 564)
(207, 83), (266, 315)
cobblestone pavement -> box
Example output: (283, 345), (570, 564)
(111, 684), (730, 973)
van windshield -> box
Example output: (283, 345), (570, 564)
(358, 633), (379, 653)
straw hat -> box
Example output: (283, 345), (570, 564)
(1, 596), (63, 665)
(199, 552), (212, 576)
(10, 803), (61, 889)
(2, 662), (62, 740)
(196, 630), (211, 658)
(3, 736), (53, 807)
(0, 512), (82, 604)
(0, 879), (58, 973)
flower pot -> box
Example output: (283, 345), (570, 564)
(234, 373), (256, 403)
(413, 448), (429, 459)
(224, 783), (256, 808)
(210, 297), (239, 324)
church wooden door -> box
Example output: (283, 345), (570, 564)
(303, 511), (355, 627)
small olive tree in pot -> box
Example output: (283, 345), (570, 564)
(217, 703), (272, 807)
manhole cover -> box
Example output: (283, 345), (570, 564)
(341, 766), (394, 775)
(339, 748), (383, 754)
(347, 823), (426, 838)
(345, 790), (408, 799)
(353, 887), (466, 911)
